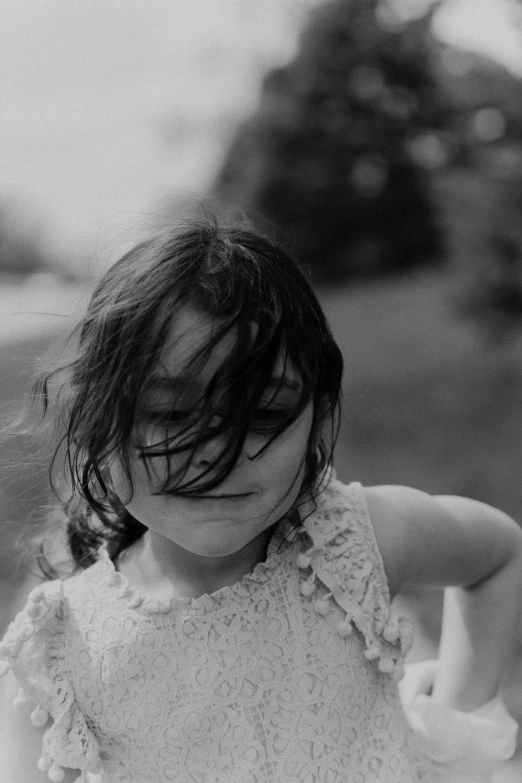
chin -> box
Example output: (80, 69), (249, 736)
(183, 531), (263, 559)
(184, 543), (243, 558)
(204, 547), (242, 558)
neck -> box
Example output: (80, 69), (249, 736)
(117, 525), (276, 600)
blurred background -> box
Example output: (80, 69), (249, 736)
(2, 0), (522, 738)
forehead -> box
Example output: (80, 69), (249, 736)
(158, 306), (229, 381)
(155, 306), (294, 387)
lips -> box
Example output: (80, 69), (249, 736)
(198, 493), (252, 499)
(163, 488), (255, 499)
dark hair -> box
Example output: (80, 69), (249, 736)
(33, 214), (343, 576)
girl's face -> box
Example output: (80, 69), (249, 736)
(110, 306), (313, 558)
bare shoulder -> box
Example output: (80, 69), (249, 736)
(363, 484), (522, 598)
(363, 484), (438, 597)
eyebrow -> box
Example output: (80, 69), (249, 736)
(146, 375), (302, 393)
(146, 376), (195, 392)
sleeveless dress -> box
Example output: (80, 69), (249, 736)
(0, 479), (430, 782)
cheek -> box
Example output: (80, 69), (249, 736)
(260, 409), (313, 476)
(109, 444), (176, 502)
(109, 459), (132, 504)
(286, 407), (314, 455)
(109, 454), (153, 507)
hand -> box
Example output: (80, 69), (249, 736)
(399, 658), (439, 708)
(399, 662), (518, 783)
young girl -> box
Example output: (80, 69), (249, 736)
(0, 216), (521, 783)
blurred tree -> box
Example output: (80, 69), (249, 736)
(213, 0), (447, 282)
(432, 43), (522, 344)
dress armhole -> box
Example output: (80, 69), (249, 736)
(347, 481), (393, 605)
(300, 478), (415, 680)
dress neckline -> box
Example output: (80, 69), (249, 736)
(95, 519), (298, 615)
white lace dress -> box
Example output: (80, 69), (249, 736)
(0, 479), (429, 782)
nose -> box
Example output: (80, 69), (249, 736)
(192, 427), (249, 469)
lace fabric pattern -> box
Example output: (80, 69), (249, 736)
(0, 480), (428, 782)
(0, 580), (102, 781)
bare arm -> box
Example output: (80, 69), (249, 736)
(366, 485), (522, 712)
(0, 670), (80, 783)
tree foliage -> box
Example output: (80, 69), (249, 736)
(431, 40), (522, 342)
(213, 0), (447, 282)
(213, 0), (522, 299)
